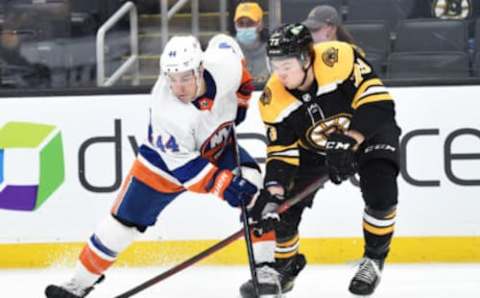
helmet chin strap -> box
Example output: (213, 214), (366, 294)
(298, 66), (310, 87)
(295, 57), (312, 89)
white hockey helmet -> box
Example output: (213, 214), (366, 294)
(160, 35), (203, 75)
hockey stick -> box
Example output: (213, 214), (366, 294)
(113, 175), (328, 298)
(230, 128), (260, 298)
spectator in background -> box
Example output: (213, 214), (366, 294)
(302, 5), (368, 62)
(234, 2), (269, 84)
(1, 30), (30, 67)
(0, 13), (51, 89)
(302, 5), (355, 44)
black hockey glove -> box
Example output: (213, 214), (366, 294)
(325, 132), (358, 185)
(247, 189), (284, 237)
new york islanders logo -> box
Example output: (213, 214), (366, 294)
(200, 122), (233, 162)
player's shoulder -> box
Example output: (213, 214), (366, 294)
(312, 41), (355, 85)
(203, 34), (243, 94)
(204, 34), (244, 66)
(206, 33), (244, 59)
(313, 40), (355, 59)
(258, 75), (301, 124)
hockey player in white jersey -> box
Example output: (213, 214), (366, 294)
(45, 34), (267, 298)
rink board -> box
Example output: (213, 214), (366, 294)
(0, 86), (479, 267)
(0, 236), (479, 269)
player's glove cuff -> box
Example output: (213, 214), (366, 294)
(325, 133), (358, 184)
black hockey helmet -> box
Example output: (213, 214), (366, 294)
(267, 23), (313, 61)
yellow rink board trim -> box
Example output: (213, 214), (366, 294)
(0, 236), (479, 268)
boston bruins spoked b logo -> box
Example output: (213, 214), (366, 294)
(305, 114), (352, 150)
(322, 47), (339, 67)
(432, 0), (472, 19)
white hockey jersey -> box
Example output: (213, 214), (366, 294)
(135, 35), (251, 194)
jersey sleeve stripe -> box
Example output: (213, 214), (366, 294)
(131, 159), (183, 193)
(268, 151), (299, 158)
(353, 78), (383, 100)
(139, 145), (176, 178)
(266, 156), (300, 166)
(267, 143), (299, 153)
(183, 163), (218, 193)
(268, 150), (299, 158)
(352, 93), (393, 109)
(268, 154), (300, 160)
(171, 156), (210, 183)
(140, 141), (220, 193)
(357, 86), (389, 99)
(137, 155), (181, 185)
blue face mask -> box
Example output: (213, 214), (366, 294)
(236, 27), (258, 46)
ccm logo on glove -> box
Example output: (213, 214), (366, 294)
(325, 140), (353, 150)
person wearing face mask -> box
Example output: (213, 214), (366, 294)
(234, 2), (269, 84)
(302, 5), (355, 44)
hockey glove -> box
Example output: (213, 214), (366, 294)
(236, 80), (254, 111)
(248, 189), (284, 237)
(209, 170), (258, 207)
(325, 132), (358, 185)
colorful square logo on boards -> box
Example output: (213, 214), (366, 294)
(0, 122), (65, 211)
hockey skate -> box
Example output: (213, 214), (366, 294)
(239, 264), (282, 298)
(275, 253), (306, 293)
(45, 275), (104, 298)
(240, 254), (306, 298)
(349, 257), (384, 296)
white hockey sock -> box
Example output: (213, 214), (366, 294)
(70, 215), (140, 288)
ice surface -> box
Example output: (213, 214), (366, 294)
(3, 263), (480, 297)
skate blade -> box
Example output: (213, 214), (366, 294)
(238, 294), (285, 298)
(350, 294), (372, 298)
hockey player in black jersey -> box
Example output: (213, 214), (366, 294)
(240, 23), (401, 297)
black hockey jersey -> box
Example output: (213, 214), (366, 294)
(258, 41), (397, 188)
